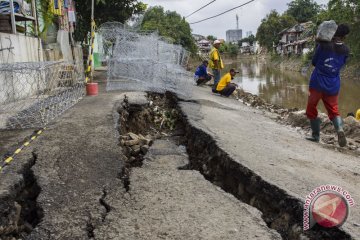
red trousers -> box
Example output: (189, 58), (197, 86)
(306, 88), (340, 120)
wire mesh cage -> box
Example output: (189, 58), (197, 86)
(99, 22), (193, 98)
(0, 61), (85, 129)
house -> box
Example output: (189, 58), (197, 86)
(197, 39), (211, 52)
(240, 42), (251, 54)
(276, 21), (315, 56)
(240, 40), (259, 55)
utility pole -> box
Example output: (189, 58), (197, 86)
(90, 0), (95, 82)
(236, 14), (239, 30)
(91, 0), (94, 23)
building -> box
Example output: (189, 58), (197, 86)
(246, 31), (253, 37)
(226, 29), (242, 43)
(276, 21), (315, 56)
(197, 39), (211, 52)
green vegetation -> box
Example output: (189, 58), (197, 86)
(257, 0), (360, 60)
(238, 34), (256, 46)
(37, 0), (55, 41)
(317, 0), (360, 60)
(256, 10), (296, 50)
(140, 6), (197, 53)
(286, 0), (321, 23)
(74, 0), (146, 43)
(218, 43), (239, 57)
(206, 35), (217, 42)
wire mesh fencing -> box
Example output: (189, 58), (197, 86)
(0, 61), (85, 129)
(98, 22), (193, 97)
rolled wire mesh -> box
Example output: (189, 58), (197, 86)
(0, 61), (85, 129)
(99, 22), (192, 97)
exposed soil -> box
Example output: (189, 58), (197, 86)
(0, 153), (43, 240)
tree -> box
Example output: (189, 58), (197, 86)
(74, 0), (146, 43)
(207, 35), (217, 42)
(256, 10), (297, 50)
(317, 0), (360, 59)
(217, 42), (238, 57)
(218, 43), (228, 53)
(317, 0), (359, 24)
(228, 43), (239, 57)
(286, 0), (321, 22)
(140, 6), (197, 53)
(37, 0), (55, 41)
(238, 34), (256, 46)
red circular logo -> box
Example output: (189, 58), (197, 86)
(311, 193), (348, 228)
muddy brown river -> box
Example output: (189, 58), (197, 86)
(223, 59), (360, 117)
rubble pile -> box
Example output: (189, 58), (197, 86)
(118, 94), (182, 168)
(117, 93), (185, 190)
(235, 89), (291, 115)
(119, 132), (154, 166)
(286, 110), (328, 128)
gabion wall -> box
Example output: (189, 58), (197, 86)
(98, 22), (192, 97)
(0, 61), (85, 129)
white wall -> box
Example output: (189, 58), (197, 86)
(0, 33), (43, 63)
(0, 33), (44, 106)
(57, 30), (73, 61)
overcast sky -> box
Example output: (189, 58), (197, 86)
(141, 0), (329, 39)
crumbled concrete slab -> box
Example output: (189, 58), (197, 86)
(181, 86), (360, 238)
(94, 139), (281, 240)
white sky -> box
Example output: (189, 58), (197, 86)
(141, 0), (329, 39)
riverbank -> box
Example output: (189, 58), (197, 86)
(191, 71), (359, 155)
(188, 51), (360, 153)
(190, 52), (360, 80)
(270, 54), (360, 80)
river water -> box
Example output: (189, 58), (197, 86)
(223, 59), (360, 117)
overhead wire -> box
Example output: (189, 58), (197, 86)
(189, 0), (256, 25)
(185, 0), (216, 19)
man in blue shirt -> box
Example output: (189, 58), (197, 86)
(306, 24), (350, 147)
(194, 60), (213, 86)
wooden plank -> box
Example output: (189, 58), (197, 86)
(9, 0), (16, 34)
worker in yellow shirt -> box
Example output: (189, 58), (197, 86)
(216, 69), (239, 97)
(209, 40), (224, 93)
(356, 109), (360, 121)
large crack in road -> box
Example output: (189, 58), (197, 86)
(0, 90), (355, 239)
(114, 92), (351, 239)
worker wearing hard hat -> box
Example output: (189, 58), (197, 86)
(356, 109), (360, 121)
(209, 39), (224, 93)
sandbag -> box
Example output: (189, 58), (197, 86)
(316, 20), (338, 42)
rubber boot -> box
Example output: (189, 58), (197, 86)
(306, 118), (321, 142)
(332, 116), (347, 147)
